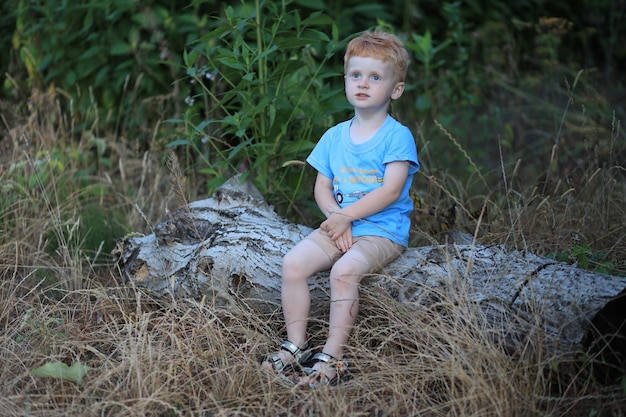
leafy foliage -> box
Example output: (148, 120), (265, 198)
(8, 0), (215, 140)
(549, 244), (617, 275)
(172, 0), (346, 221)
(5, 0), (623, 178)
(1, 0), (624, 244)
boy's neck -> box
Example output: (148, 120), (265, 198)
(350, 110), (389, 144)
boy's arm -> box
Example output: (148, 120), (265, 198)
(313, 172), (340, 219)
(320, 161), (410, 241)
(314, 172), (353, 252)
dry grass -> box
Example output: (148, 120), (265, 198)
(1, 89), (625, 416)
(1, 276), (625, 416)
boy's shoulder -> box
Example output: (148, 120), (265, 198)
(380, 115), (412, 135)
(385, 115), (408, 127)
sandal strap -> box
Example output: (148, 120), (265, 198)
(310, 352), (348, 370)
(280, 340), (304, 356)
(266, 340), (312, 372)
(310, 352), (334, 363)
(280, 340), (311, 364)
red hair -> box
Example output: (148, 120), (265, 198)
(344, 31), (410, 82)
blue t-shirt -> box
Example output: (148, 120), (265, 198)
(306, 115), (419, 247)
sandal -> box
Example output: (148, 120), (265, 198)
(301, 352), (349, 388)
(262, 340), (313, 373)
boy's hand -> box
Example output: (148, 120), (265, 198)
(321, 221), (353, 252)
(333, 225), (353, 252)
(321, 208), (353, 252)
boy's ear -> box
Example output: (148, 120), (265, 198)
(391, 82), (405, 100)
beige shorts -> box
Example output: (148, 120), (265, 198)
(305, 228), (404, 272)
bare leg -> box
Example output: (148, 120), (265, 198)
(304, 249), (371, 381)
(262, 239), (332, 370)
(283, 239), (333, 346)
(323, 248), (371, 358)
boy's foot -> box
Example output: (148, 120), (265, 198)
(261, 340), (312, 373)
(299, 352), (348, 388)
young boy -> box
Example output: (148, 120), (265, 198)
(262, 30), (419, 387)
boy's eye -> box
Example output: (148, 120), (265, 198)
(372, 75), (381, 81)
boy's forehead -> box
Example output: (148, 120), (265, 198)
(346, 55), (393, 69)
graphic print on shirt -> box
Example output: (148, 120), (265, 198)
(333, 166), (384, 206)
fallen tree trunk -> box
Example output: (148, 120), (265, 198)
(113, 176), (626, 370)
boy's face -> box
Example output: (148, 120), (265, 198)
(344, 56), (405, 111)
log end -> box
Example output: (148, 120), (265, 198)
(582, 288), (626, 384)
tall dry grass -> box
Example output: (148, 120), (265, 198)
(1, 89), (625, 416)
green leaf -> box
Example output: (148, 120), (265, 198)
(300, 28), (330, 42)
(273, 59), (306, 76)
(217, 57), (246, 71)
(110, 40), (132, 55)
(31, 361), (90, 385)
(294, 0), (326, 9)
(167, 139), (191, 148)
(183, 48), (199, 67)
(83, 10), (94, 32)
(274, 37), (314, 49)
(195, 24), (232, 45)
(94, 65), (110, 86)
(331, 22), (339, 43)
(65, 70), (76, 86)
(305, 12), (335, 27)
(228, 137), (255, 159)
(252, 44), (278, 64)
(88, 136), (107, 156)
(78, 45), (102, 60)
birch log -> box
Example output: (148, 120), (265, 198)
(113, 175), (626, 370)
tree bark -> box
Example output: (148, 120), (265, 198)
(113, 175), (626, 367)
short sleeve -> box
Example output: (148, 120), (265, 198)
(306, 125), (340, 178)
(382, 123), (419, 175)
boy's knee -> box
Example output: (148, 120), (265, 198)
(333, 255), (369, 277)
(330, 265), (361, 287)
(282, 250), (299, 267)
(282, 252), (304, 280)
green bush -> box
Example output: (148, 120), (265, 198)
(171, 0), (346, 222)
(9, 0), (214, 140)
(4, 0), (623, 225)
